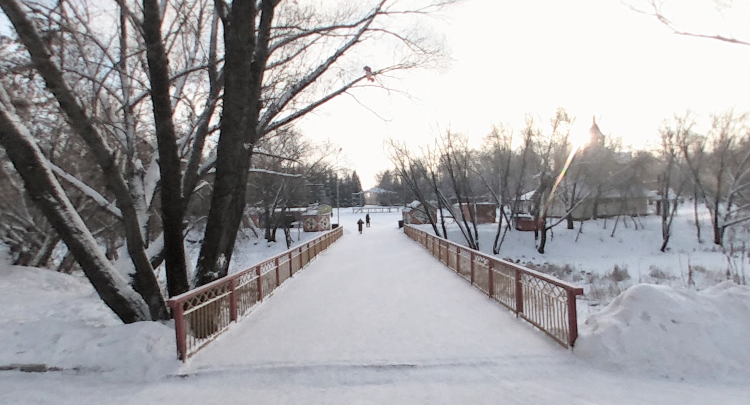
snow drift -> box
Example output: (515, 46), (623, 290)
(575, 282), (750, 382)
(0, 265), (180, 381)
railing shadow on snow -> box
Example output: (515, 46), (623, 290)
(167, 226), (344, 361)
(404, 225), (584, 348)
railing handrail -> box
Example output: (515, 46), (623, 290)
(444, 235), (583, 295)
(169, 229), (336, 305)
(167, 226), (343, 360)
(403, 224), (584, 347)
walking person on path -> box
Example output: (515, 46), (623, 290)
(357, 218), (364, 234)
(365, 213), (371, 228)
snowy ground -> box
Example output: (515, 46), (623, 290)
(1, 209), (749, 404)
(424, 204), (749, 313)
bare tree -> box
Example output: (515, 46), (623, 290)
(535, 109), (574, 254)
(0, 0), (456, 322)
(636, 0), (750, 47)
(0, 84), (150, 323)
(476, 123), (535, 254)
(679, 111), (750, 246)
(657, 114), (690, 251)
(385, 138), (443, 237)
(193, 0), (456, 285)
(438, 130), (480, 250)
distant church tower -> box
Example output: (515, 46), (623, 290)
(589, 116), (606, 147)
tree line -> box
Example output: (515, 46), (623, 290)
(384, 109), (750, 256)
(0, 0), (454, 323)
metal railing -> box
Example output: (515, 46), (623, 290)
(404, 225), (584, 348)
(167, 226), (344, 361)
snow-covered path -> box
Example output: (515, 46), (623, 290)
(187, 213), (562, 373)
(2, 212), (748, 404)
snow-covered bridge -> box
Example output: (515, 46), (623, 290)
(3, 211), (749, 404)
(148, 214), (747, 404)
(185, 218), (573, 372)
(169, 210), (583, 363)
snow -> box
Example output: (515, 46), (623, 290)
(0, 266), (180, 382)
(1, 209), (749, 404)
(427, 203), (748, 309)
(576, 281), (750, 383)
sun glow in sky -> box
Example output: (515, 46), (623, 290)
(299, 0), (750, 190)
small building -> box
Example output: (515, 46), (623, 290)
(403, 200), (437, 225)
(302, 205), (332, 232)
(513, 213), (540, 232)
(645, 189), (682, 215)
(515, 186), (650, 220)
(454, 202), (496, 224)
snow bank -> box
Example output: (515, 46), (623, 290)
(0, 265), (180, 381)
(575, 282), (750, 382)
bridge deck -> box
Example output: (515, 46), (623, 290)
(180, 212), (746, 404)
(188, 213), (557, 373)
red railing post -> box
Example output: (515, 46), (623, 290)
(514, 267), (523, 316)
(288, 251), (293, 277)
(470, 250), (475, 284)
(568, 289), (580, 347)
(275, 257), (280, 287)
(229, 277), (237, 322)
(456, 247), (461, 274)
(488, 260), (494, 298)
(256, 265), (263, 301)
(169, 300), (187, 361)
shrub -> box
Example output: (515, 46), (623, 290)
(609, 265), (630, 282)
(648, 265), (672, 281)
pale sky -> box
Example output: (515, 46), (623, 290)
(298, 0), (750, 190)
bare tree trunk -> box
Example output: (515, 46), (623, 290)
(195, 0), (275, 286)
(537, 220), (548, 254)
(31, 233), (59, 268)
(693, 189), (702, 243)
(492, 206), (503, 254)
(712, 200), (723, 246)
(0, 0), (167, 320)
(432, 172), (447, 238)
(0, 103), (150, 323)
(142, 0), (189, 297)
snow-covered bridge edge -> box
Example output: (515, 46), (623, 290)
(167, 227), (344, 361)
(404, 225), (584, 347)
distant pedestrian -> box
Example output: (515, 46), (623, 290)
(365, 213), (371, 228)
(357, 218), (364, 234)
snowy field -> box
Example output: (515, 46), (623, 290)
(426, 204), (749, 311)
(1, 208), (749, 404)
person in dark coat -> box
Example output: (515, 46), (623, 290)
(365, 213), (371, 227)
(357, 218), (364, 234)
